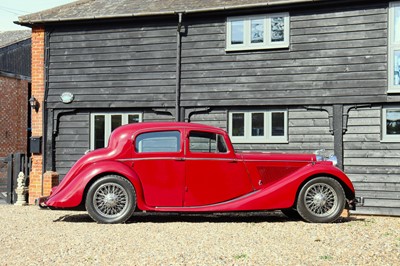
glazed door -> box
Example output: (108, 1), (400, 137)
(184, 130), (253, 207)
(132, 130), (185, 207)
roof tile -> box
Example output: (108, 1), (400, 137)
(0, 30), (31, 49)
(18, 0), (317, 24)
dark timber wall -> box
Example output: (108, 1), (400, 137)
(344, 107), (400, 216)
(47, 21), (177, 109)
(180, 2), (398, 106)
(0, 38), (31, 77)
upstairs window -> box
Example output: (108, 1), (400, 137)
(229, 110), (288, 143)
(90, 113), (142, 149)
(226, 13), (290, 51)
(382, 107), (400, 142)
(389, 2), (400, 92)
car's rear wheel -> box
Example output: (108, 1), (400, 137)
(85, 175), (136, 224)
(296, 177), (345, 223)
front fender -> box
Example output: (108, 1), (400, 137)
(45, 161), (144, 209)
(257, 163), (355, 210)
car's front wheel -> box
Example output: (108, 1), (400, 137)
(296, 177), (345, 223)
(85, 175), (136, 224)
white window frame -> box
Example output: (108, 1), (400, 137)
(228, 110), (288, 144)
(381, 107), (400, 142)
(226, 13), (290, 51)
(389, 2), (400, 93)
(90, 112), (142, 149)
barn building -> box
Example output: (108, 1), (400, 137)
(17, 0), (400, 215)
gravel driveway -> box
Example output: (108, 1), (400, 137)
(0, 205), (399, 265)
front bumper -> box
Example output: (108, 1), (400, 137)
(35, 196), (49, 209)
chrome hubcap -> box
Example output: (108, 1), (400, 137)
(93, 183), (128, 217)
(305, 183), (338, 217)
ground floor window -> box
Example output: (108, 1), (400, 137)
(90, 113), (142, 149)
(382, 107), (400, 142)
(228, 110), (288, 143)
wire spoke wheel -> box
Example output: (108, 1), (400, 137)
(296, 177), (345, 223)
(304, 183), (337, 217)
(94, 183), (128, 218)
(86, 175), (136, 224)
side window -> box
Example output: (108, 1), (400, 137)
(389, 2), (400, 92)
(226, 13), (290, 51)
(189, 131), (228, 153)
(229, 110), (288, 143)
(135, 131), (181, 153)
(382, 107), (400, 142)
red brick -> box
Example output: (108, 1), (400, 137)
(28, 26), (46, 204)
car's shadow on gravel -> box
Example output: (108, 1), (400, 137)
(53, 211), (361, 224)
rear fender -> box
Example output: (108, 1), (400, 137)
(45, 161), (144, 209)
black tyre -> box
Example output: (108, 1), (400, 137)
(296, 177), (345, 223)
(85, 175), (136, 224)
(281, 208), (301, 220)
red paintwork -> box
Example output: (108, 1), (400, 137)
(44, 122), (356, 212)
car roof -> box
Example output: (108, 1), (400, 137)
(116, 122), (225, 133)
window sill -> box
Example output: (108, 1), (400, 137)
(231, 140), (289, 144)
(388, 84), (400, 93)
(225, 44), (289, 52)
(380, 139), (400, 143)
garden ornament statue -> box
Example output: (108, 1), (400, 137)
(15, 172), (27, 206)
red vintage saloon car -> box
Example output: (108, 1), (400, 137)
(38, 122), (357, 223)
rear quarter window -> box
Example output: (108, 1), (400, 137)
(135, 131), (181, 153)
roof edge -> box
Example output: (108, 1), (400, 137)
(17, 0), (321, 25)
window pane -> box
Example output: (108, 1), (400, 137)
(395, 50), (400, 86)
(386, 110), (400, 135)
(271, 112), (285, 136)
(251, 19), (264, 43)
(231, 20), (244, 45)
(232, 113), (245, 136)
(395, 6), (400, 43)
(111, 115), (122, 132)
(94, 115), (105, 149)
(271, 17), (285, 42)
(128, 114), (140, 124)
(136, 131), (180, 153)
(189, 131), (227, 153)
(251, 113), (264, 136)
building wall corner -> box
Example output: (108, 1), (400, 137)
(28, 26), (46, 204)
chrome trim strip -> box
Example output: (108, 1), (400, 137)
(118, 157), (238, 162)
(117, 158), (312, 163)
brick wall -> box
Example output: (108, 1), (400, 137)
(29, 27), (45, 204)
(0, 76), (28, 157)
(0, 75), (28, 190)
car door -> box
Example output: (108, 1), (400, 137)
(184, 129), (253, 207)
(132, 129), (185, 207)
